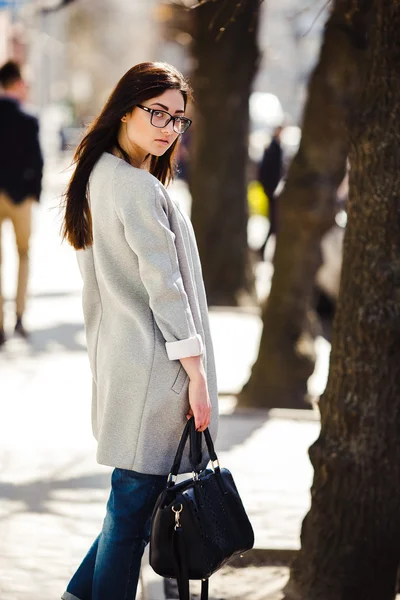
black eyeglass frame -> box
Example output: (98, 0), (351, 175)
(136, 104), (192, 134)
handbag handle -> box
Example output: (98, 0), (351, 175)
(169, 418), (219, 481)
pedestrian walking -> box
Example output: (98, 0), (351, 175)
(61, 62), (218, 600)
(257, 125), (284, 259)
(0, 61), (43, 345)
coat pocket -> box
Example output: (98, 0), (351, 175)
(171, 364), (188, 395)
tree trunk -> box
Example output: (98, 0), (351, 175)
(190, 0), (260, 306)
(238, 2), (362, 408)
(285, 3), (400, 599)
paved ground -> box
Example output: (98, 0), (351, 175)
(165, 564), (291, 600)
(0, 159), (326, 599)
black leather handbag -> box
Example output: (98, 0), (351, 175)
(149, 418), (254, 600)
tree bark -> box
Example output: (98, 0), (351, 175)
(238, 2), (362, 408)
(285, 2), (400, 599)
(190, 0), (260, 306)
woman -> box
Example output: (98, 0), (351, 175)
(61, 62), (218, 600)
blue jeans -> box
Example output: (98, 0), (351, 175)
(62, 468), (167, 600)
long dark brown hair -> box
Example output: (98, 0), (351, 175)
(62, 62), (192, 250)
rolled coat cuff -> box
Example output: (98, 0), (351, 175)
(165, 334), (204, 360)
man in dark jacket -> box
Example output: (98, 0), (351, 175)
(258, 125), (283, 259)
(0, 61), (43, 345)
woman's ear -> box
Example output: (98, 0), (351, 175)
(121, 114), (128, 123)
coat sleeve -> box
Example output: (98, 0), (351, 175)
(113, 163), (203, 361)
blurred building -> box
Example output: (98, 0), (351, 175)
(0, 9), (11, 64)
(0, 1), (30, 66)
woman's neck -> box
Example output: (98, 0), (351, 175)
(112, 140), (151, 171)
(116, 131), (146, 168)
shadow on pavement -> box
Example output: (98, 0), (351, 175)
(30, 291), (81, 300)
(215, 408), (269, 453)
(0, 471), (110, 516)
(28, 322), (86, 354)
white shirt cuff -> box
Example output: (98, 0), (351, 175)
(165, 334), (204, 360)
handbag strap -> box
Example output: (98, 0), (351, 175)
(201, 579), (209, 600)
(170, 418), (193, 480)
(190, 427), (203, 473)
(203, 427), (218, 463)
(169, 418), (219, 479)
(172, 524), (209, 600)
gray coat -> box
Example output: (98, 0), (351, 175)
(77, 152), (218, 475)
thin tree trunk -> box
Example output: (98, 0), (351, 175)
(285, 3), (400, 599)
(238, 2), (362, 408)
(190, 0), (260, 306)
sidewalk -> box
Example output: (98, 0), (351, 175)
(0, 161), (323, 600)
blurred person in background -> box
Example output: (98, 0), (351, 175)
(0, 60), (43, 345)
(61, 62), (218, 600)
(257, 125), (284, 260)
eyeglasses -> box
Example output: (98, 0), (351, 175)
(137, 104), (192, 134)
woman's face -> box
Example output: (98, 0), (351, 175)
(120, 89), (186, 164)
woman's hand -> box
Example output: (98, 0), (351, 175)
(179, 355), (211, 432)
(186, 376), (211, 432)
